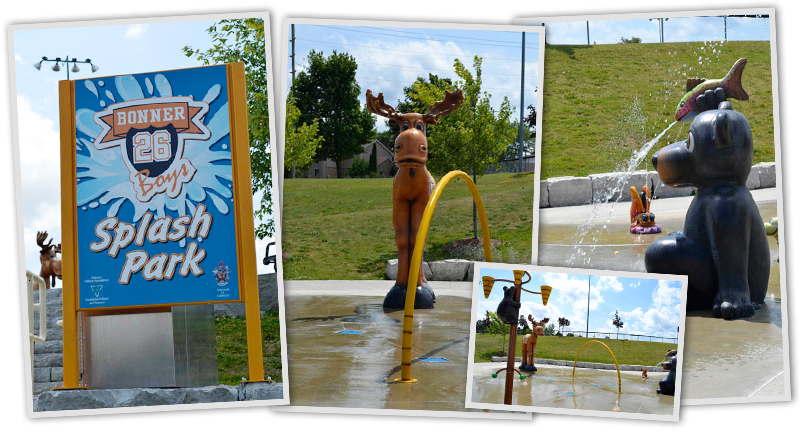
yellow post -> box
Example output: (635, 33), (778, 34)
(572, 340), (622, 393)
(56, 80), (84, 390)
(398, 170), (492, 383)
(228, 63), (265, 382)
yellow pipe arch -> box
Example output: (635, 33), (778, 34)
(398, 170), (493, 383)
(572, 340), (622, 393)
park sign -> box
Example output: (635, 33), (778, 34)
(59, 64), (259, 310)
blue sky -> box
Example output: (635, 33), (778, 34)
(478, 267), (682, 341)
(12, 17), (276, 275)
(287, 24), (539, 132)
(543, 16), (770, 45)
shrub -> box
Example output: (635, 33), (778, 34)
(567, 333), (574, 337)
(348, 158), (371, 177)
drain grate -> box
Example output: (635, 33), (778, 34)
(418, 357), (450, 362)
(337, 330), (364, 335)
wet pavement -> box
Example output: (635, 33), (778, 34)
(283, 281), (520, 414)
(469, 363), (675, 415)
(538, 188), (786, 400)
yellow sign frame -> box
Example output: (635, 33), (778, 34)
(57, 63), (264, 389)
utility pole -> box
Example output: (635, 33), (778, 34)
(518, 32), (525, 173)
(586, 21), (590, 45)
(585, 276), (591, 337)
(291, 24), (296, 86)
(290, 24), (297, 179)
(724, 16), (727, 41)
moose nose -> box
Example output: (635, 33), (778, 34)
(652, 151), (659, 171)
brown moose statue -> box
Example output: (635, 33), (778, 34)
(520, 315), (549, 372)
(366, 88), (464, 309)
(36, 231), (62, 290)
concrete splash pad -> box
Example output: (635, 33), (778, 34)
(470, 363), (674, 415)
(538, 188), (785, 400)
(283, 281), (497, 412)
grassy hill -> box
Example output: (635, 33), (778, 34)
(541, 41), (774, 179)
(474, 334), (677, 367)
(281, 172), (534, 280)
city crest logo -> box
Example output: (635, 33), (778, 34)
(92, 96), (211, 202)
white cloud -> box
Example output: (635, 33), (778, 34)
(15, 54), (25, 65)
(16, 95), (63, 274)
(125, 24), (149, 39)
(595, 275), (624, 293)
(544, 272), (604, 312)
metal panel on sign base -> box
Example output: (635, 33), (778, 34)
(172, 304), (219, 387)
(84, 311), (176, 389)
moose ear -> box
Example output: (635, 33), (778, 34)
(713, 111), (733, 150)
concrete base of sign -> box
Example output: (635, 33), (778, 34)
(34, 382), (283, 411)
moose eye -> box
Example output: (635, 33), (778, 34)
(402, 123), (409, 131)
(415, 123), (424, 131)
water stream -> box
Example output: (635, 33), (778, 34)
(565, 121), (678, 267)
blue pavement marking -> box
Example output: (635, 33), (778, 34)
(418, 357), (450, 362)
(337, 330), (364, 334)
(592, 384), (600, 387)
(566, 392), (576, 395)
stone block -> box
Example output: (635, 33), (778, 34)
(34, 367), (51, 383)
(755, 162), (776, 188)
(746, 167), (761, 190)
(539, 180), (549, 208)
(239, 382), (284, 401)
(651, 180), (694, 199)
(429, 259), (470, 281)
(33, 382), (60, 396)
(34, 353), (62, 368)
(546, 176), (593, 207)
(385, 259), (432, 281)
(180, 386), (239, 404)
(51, 367), (63, 382)
(589, 171), (656, 203)
(467, 262), (475, 282)
(34, 340), (63, 354)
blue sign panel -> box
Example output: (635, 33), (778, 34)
(73, 65), (241, 309)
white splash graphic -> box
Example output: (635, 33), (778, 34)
(75, 74), (233, 243)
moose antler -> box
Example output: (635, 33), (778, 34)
(36, 231), (54, 253)
(423, 89), (464, 125)
(366, 90), (401, 124)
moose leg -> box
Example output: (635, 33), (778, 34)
(520, 338), (528, 368)
(383, 200), (434, 309)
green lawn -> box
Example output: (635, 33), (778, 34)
(215, 312), (283, 385)
(282, 172), (534, 280)
(474, 334), (676, 367)
(541, 41), (774, 179)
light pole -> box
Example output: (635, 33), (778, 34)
(34, 56), (99, 80)
(482, 270), (552, 405)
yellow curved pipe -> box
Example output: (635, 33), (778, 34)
(397, 170), (492, 383)
(572, 340), (622, 393)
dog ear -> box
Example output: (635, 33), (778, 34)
(713, 111), (733, 150)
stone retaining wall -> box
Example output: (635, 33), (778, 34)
(490, 356), (665, 373)
(386, 259), (475, 281)
(34, 382), (283, 412)
(539, 162), (776, 208)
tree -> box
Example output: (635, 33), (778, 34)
(557, 317), (571, 334)
(485, 311), (511, 355)
(368, 141), (378, 174)
(285, 91), (323, 178)
(184, 18), (273, 238)
(518, 314), (530, 335)
(348, 158), (370, 178)
(409, 56), (517, 238)
(619, 36), (643, 43)
(543, 323), (556, 336)
(613, 310), (624, 339)
(293, 50), (375, 178)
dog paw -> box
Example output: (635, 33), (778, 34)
(712, 294), (756, 319)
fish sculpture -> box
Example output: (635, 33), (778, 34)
(630, 186), (661, 234)
(675, 58), (749, 122)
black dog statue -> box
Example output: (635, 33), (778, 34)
(645, 101), (769, 319)
(496, 286), (520, 325)
(657, 355), (677, 396)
